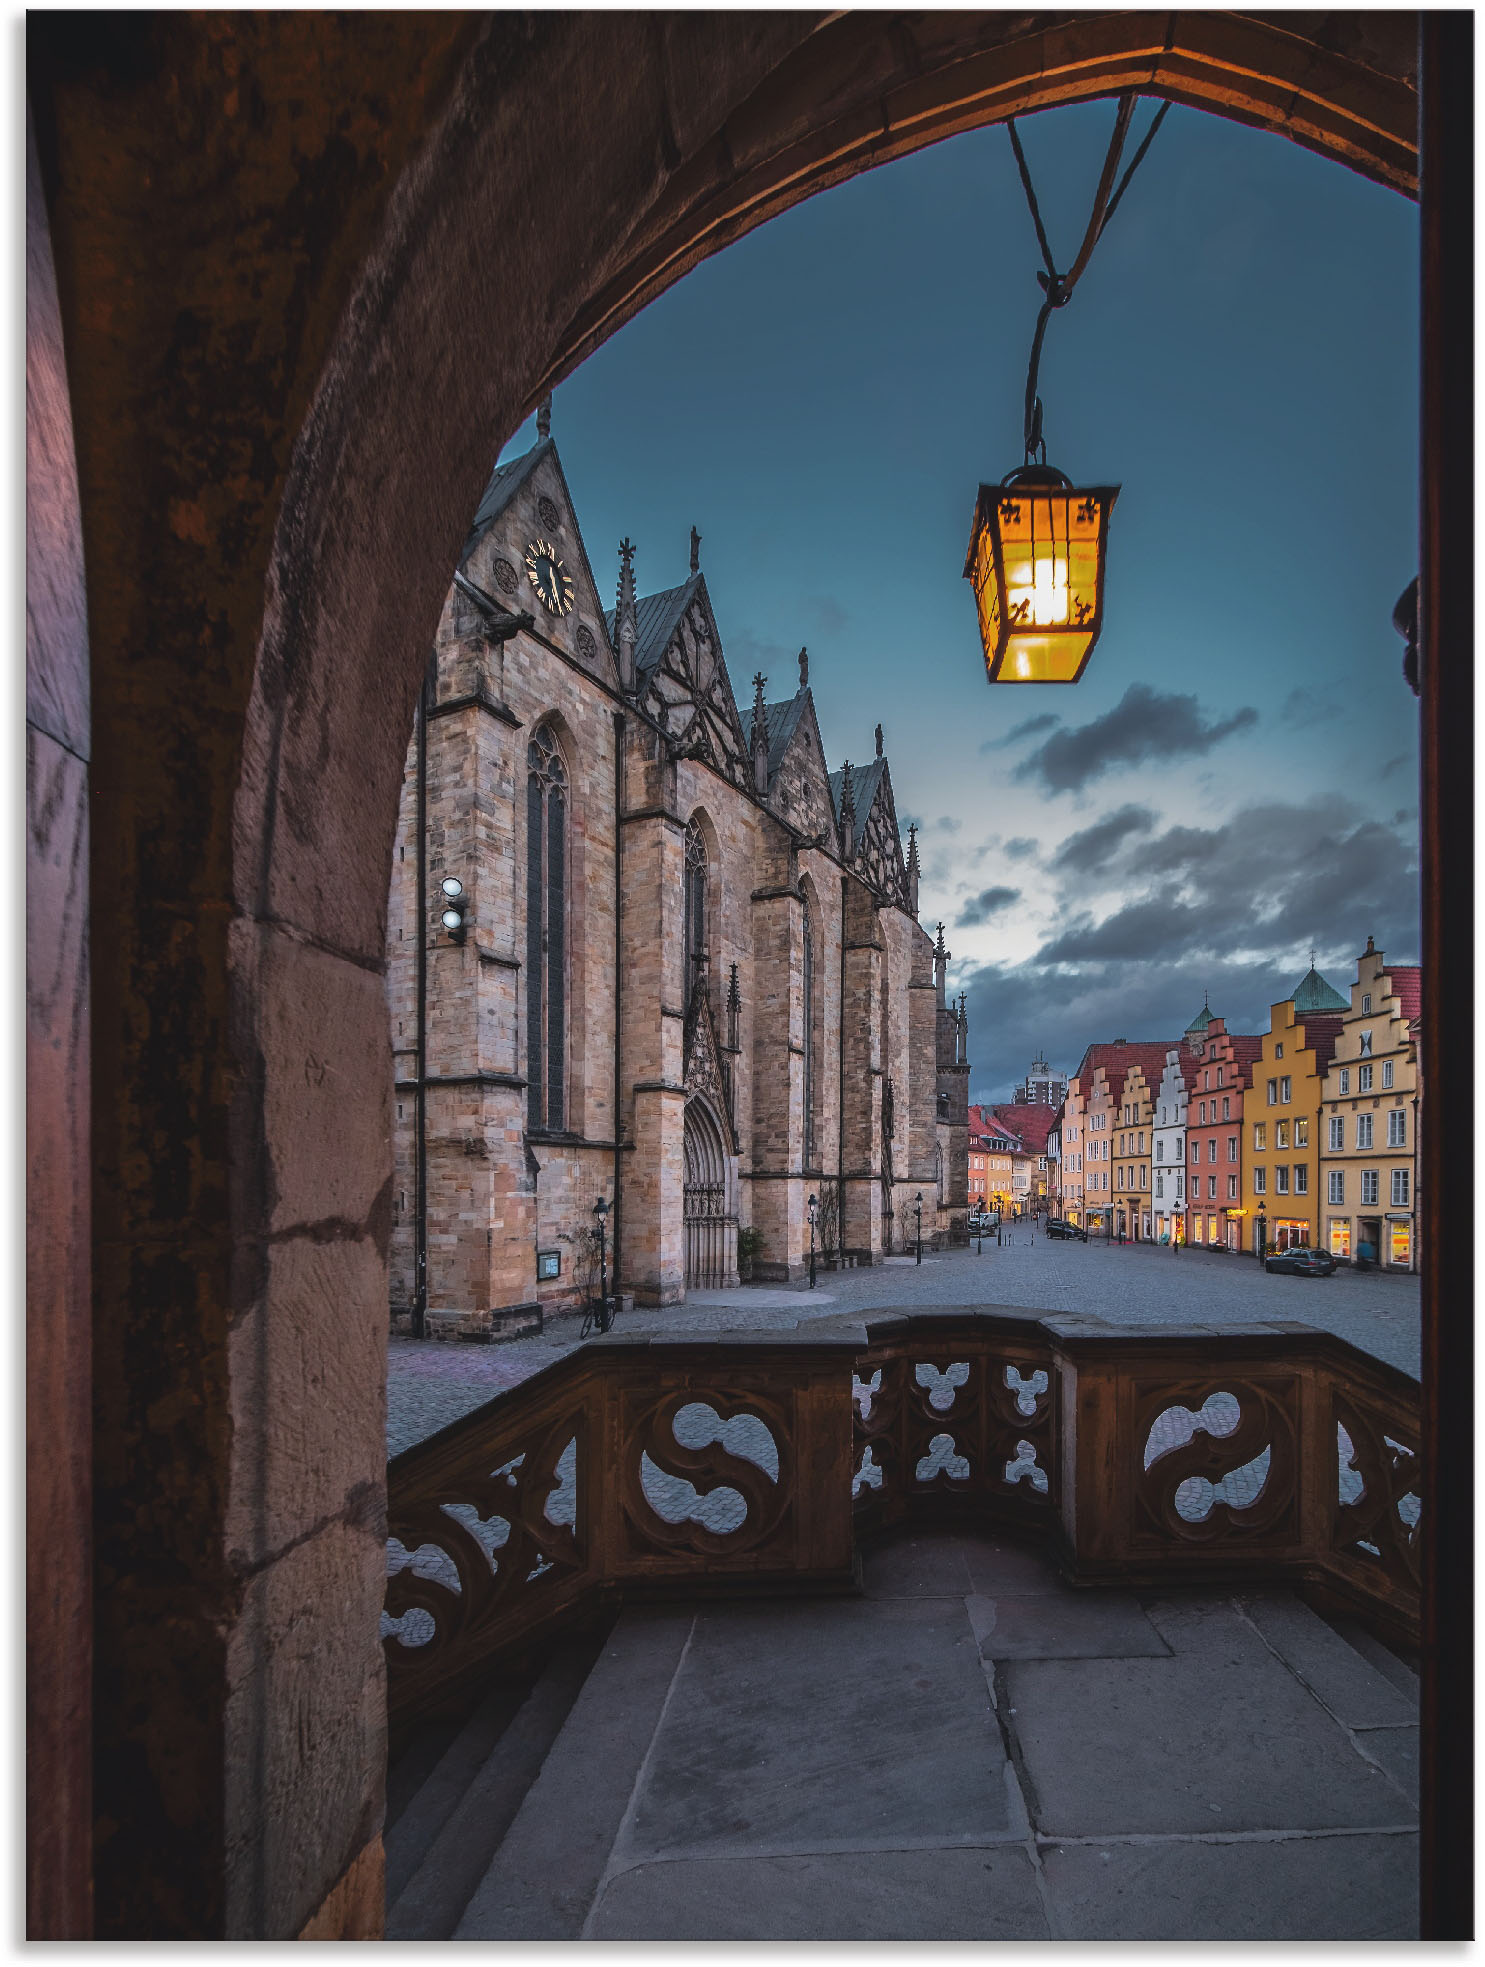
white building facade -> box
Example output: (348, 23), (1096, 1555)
(1151, 1047), (1194, 1244)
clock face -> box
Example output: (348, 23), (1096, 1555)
(524, 538), (574, 617)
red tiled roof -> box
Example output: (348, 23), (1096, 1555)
(1388, 966), (1422, 1023)
(1299, 1012), (1346, 1076)
(988, 1103), (1056, 1154)
(1077, 1042), (1178, 1109)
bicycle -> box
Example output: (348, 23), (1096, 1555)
(580, 1293), (616, 1339)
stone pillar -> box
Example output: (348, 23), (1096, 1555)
(840, 877), (883, 1260)
(748, 883), (802, 1279)
(620, 802), (686, 1303)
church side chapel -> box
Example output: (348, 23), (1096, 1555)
(387, 410), (970, 1333)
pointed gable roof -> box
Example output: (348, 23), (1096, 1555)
(763, 693), (808, 776)
(989, 1103), (1056, 1155)
(462, 437), (553, 561)
(604, 572), (706, 682)
(828, 756), (887, 830)
(1291, 964), (1348, 1013)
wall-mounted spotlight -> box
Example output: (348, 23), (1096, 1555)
(439, 876), (468, 944)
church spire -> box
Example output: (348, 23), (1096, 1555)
(615, 538), (637, 693)
(906, 822), (920, 914)
(751, 672), (769, 795)
(690, 525), (701, 574)
(934, 921), (949, 1007)
(536, 393), (552, 440)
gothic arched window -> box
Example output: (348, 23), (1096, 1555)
(802, 894), (816, 1169)
(683, 819), (708, 1010)
(526, 725), (568, 1130)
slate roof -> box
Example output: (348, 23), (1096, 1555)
(763, 694), (808, 776)
(603, 574), (704, 679)
(828, 756), (887, 829)
(462, 437), (552, 561)
(1290, 965), (1349, 1013)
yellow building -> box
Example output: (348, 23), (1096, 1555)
(1242, 984), (1345, 1256)
(1112, 1055), (1164, 1241)
(1318, 939), (1422, 1270)
(1060, 1078), (1087, 1226)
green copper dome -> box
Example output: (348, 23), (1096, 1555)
(1183, 996), (1215, 1035)
(1291, 965), (1348, 1013)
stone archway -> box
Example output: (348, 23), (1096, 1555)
(27, 10), (1467, 1943)
(682, 1096), (736, 1291)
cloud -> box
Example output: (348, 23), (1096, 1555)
(956, 794), (1420, 1100)
(726, 629), (794, 679)
(1014, 684), (1259, 794)
(1280, 687), (1329, 730)
(1048, 804), (1157, 876)
(1002, 836), (1039, 861)
(1380, 754), (1409, 779)
(980, 713), (1059, 754)
(958, 885), (1022, 926)
(932, 815), (962, 834)
(801, 594), (849, 637)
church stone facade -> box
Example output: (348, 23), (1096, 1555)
(387, 426), (969, 1335)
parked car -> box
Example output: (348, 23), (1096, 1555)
(1263, 1246), (1337, 1277)
(1044, 1218), (1088, 1242)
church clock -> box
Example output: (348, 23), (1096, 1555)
(524, 538), (575, 617)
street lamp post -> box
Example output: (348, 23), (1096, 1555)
(807, 1192), (818, 1290)
(1256, 1203), (1267, 1266)
(914, 1192), (923, 1265)
(592, 1194), (611, 1331)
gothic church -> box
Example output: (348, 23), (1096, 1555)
(388, 415), (970, 1334)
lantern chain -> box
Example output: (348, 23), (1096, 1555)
(1007, 94), (1170, 464)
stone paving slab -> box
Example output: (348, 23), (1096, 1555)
(860, 1533), (977, 1598)
(1007, 1596), (1416, 1836)
(1354, 1725), (1420, 1796)
(964, 1537), (1076, 1597)
(1239, 1592), (1417, 1727)
(455, 1607), (692, 1940)
(587, 1846), (1049, 1940)
(1039, 1830), (1419, 1940)
(620, 1595), (1013, 1862)
(970, 1590), (1171, 1659)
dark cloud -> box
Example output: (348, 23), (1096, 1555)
(957, 885), (1021, 926)
(1380, 754), (1409, 779)
(1002, 836), (1039, 861)
(1048, 804), (1157, 876)
(802, 593), (850, 637)
(958, 794), (1420, 1100)
(1014, 684), (1259, 794)
(980, 713), (1059, 754)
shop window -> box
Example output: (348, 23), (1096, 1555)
(1390, 1222), (1411, 1266)
(1330, 1219), (1352, 1259)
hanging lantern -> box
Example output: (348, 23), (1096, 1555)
(966, 96), (1163, 685)
(965, 466), (1118, 684)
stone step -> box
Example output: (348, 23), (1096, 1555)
(386, 1637), (607, 1940)
(455, 1607), (695, 1940)
(384, 1683), (530, 1908)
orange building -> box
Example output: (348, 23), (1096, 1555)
(1242, 992), (1345, 1256)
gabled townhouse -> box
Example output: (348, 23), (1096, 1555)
(1072, 1042), (1173, 1240)
(1183, 1014), (1264, 1250)
(1152, 1034), (1203, 1243)
(1060, 1077), (1087, 1226)
(1242, 988), (1346, 1255)
(1318, 939), (1422, 1269)
(1111, 1052), (1172, 1241)
(989, 1101), (1058, 1212)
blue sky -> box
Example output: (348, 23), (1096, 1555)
(498, 99), (1420, 1099)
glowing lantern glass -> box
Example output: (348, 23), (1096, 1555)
(964, 465), (1118, 684)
